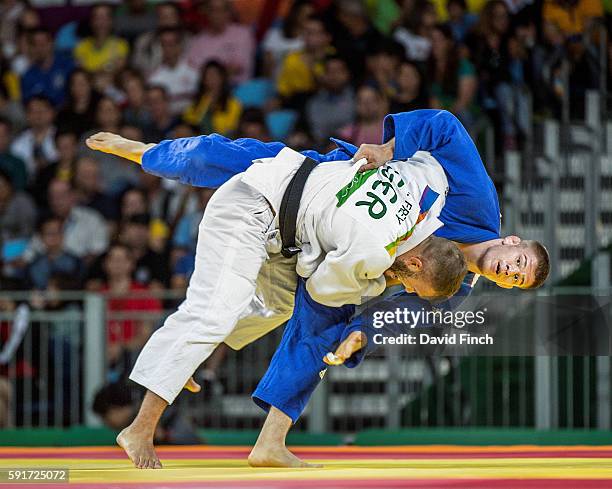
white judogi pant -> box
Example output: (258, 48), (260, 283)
(130, 175), (295, 404)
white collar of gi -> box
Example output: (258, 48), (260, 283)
(252, 146), (306, 166)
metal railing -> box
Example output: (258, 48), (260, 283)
(1, 278), (611, 433)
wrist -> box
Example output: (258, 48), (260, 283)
(384, 139), (395, 160)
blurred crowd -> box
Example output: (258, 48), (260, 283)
(0, 0), (607, 423)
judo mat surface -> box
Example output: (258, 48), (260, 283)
(1, 445), (612, 488)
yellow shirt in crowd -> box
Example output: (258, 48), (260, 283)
(276, 50), (330, 99)
(74, 37), (129, 73)
(183, 94), (243, 136)
(543, 0), (603, 35)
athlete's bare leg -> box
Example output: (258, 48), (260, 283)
(116, 390), (167, 469)
(248, 407), (322, 468)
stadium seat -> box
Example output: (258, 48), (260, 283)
(233, 79), (275, 108)
(266, 110), (297, 140)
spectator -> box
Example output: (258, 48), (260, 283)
(428, 24), (478, 129)
(0, 0), (26, 60)
(0, 168), (36, 249)
(25, 217), (82, 290)
(138, 170), (196, 232)
(10, 95), (57, 180)
(120, 187), (148, 222)
(261, 0), (313, 77)
(389, 60), (430, 113)
(120, 71), (151, 131)
(147, 28), (199, 116)
(143, 86), (179, 142)
(277, 15), (333, 108)
(119, 213), (170, 289)
(83, 98), (140, 195)
(0, 118), (27, 191)
(306, 55), (355, 143)
(542, 0), (603, 37)
(183, 61), (242, 135)
(0, 78), (25, 131)
(74, 4), (129, 76)
(235, 108), (270, 140)
(101, 243), (162, 374)
(364, 39), (404, 99)
(72, 156), (118, 221)
(114, 0), (157, 44)
(30, 130), (78, 207)
(92, 381), (201, 443)
(465, 0), (515, 148)
(173, 188), (216, 257)
(446, 0), (478, 42)
(44, 178), (109, 261)
(20, 27), (75, 108)
(56, 69), (100, 137)
(10, 7), (41, 77)
(92, 96), (124, 134)
(328, 0), (384, 80)
(338, 84), (388, 145)
(185, 0), (255, 84)
(394, 0), (437, 62)
(132, 2), (184, 74)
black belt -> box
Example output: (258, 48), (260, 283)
(278, 156), (318, 258)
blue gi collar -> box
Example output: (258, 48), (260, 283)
(330, 137), (358, 158)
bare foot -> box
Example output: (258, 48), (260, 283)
(117, 426), (162, 469)
(248, 444), (322, 468)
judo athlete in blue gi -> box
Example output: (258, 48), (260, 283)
(87, 109), (550, 468)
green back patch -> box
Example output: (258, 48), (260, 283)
(335, 169), (377, 207)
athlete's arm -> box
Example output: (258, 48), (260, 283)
(355, 110), (480, 173)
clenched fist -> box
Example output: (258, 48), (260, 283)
(354, 138), (395, 173)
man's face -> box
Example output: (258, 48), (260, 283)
(91, 6), (113, 36)
(104, 247), (134, 280)
(157, 4), (180, 27)
(303, 20), (329, 51)
(324, 59), (350, 91)
(206, 0), (231, 31)
(26, 99), (54, 130)
(478, 236), (538, 288)
(56, 133), (77, 163)
(147, 89), (168, 120)
(41, 220), (63, 253)
(120, 223), (149, 249)
(160, 32), (181, 63)
(48, 180), (74, 219)
(30, 32), (52, 64)
(387, 256), (438, 299)
(75, 158), (100, 193)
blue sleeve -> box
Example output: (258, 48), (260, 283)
(141, 134), (357, 188)
(383, 109), (479, 165)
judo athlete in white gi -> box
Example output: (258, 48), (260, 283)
(87, 134), (467, 468)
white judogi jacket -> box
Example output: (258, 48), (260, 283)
(241, 147), (449, 307)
